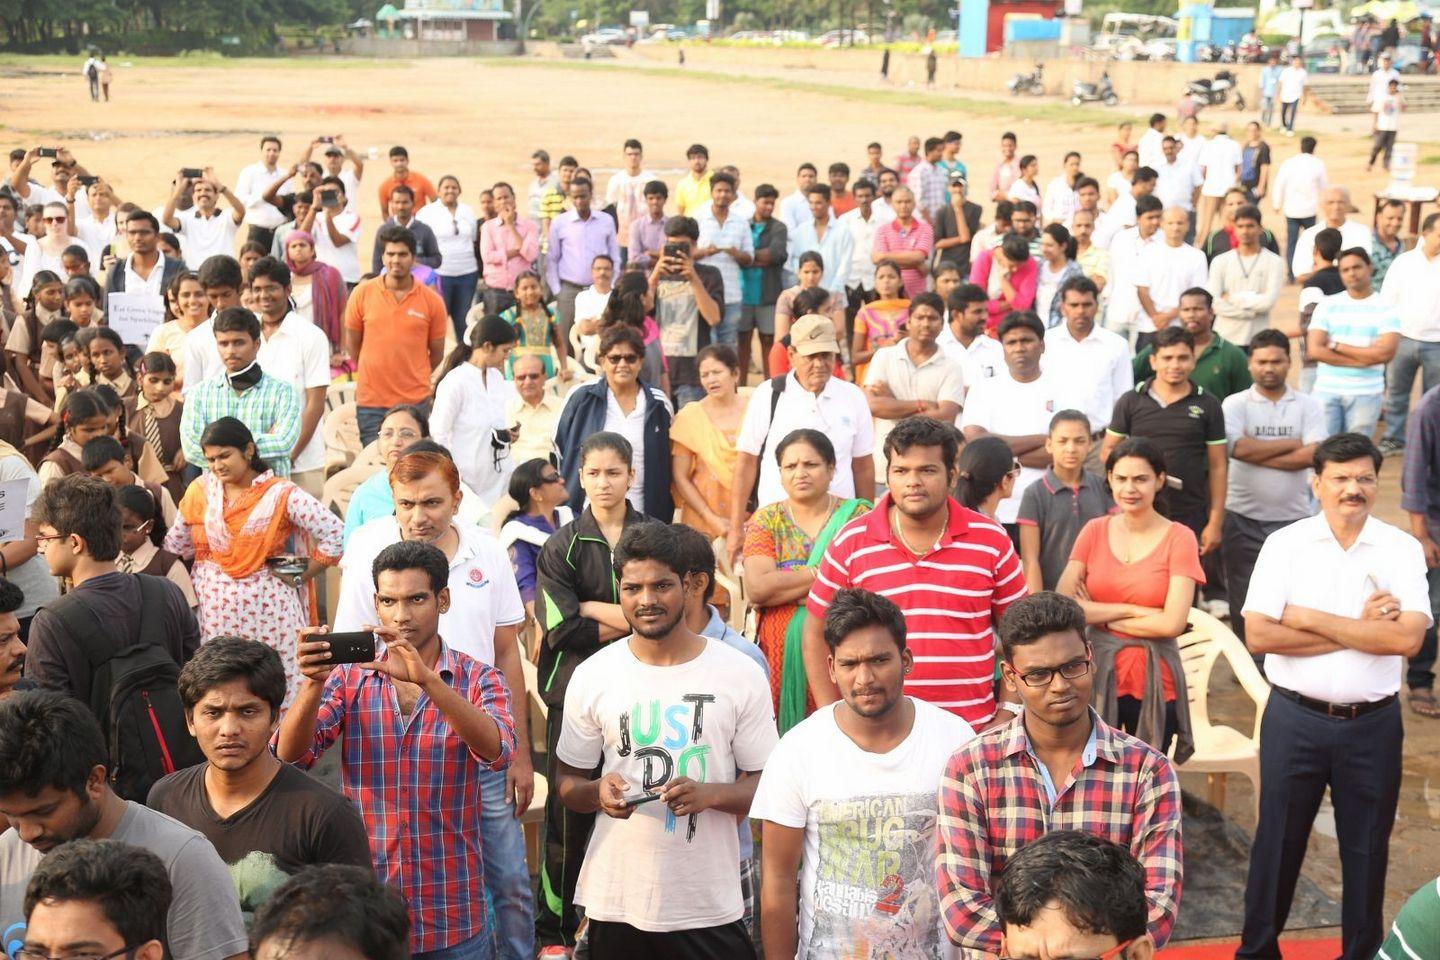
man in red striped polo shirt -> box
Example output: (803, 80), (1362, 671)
(804, 416), (1029, 728)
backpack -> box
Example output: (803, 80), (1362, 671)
(48, 574), (204, 801)
(746, 374), (789, 512)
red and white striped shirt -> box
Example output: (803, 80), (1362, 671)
(807, 495), (1028, 724)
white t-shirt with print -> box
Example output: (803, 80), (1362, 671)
(557, 637), (778, 933)
(750, 699), (975, 960)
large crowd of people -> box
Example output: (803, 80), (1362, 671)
(0, 91), (1437, 960)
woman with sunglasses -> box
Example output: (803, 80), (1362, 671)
(499, 457), (573, 631)
(20, 202), (78, 296)
(1056, 437), (1203, 758)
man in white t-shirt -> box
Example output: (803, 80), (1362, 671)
(1196, 123), (1242, 242)
(161, 168), (244, 270)
(605, 138), (655, 268)
(1154, 138), (1202, 218)
(572, 253), (615, 375)
(301, 176), (362, 285)
(961, 311), (1075, 527)
(555, 523), (777, 959)
(1278, 55), (1308, 135)
(753, 587), (975, 960)
(1135, 207), (1208, 346)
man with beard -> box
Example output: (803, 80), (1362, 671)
(803, 416), (1027, 729)
(147, 637), (371, 912)
(554, 522), (776, 959)
(1240, 434), (1428, 960)
(333, 449), (534, 960)
(0, 580), (30, 699)
(754, 588), (975, 959)
(0, 691), (247, 960)
(936, 591), (1183, 954)
(280, 540), (517, 960)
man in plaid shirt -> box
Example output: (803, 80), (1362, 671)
(936, 592), (1182, 956)
(277, 540), (517, 959)
(179, 306), (301, 476)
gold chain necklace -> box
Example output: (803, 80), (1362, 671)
(892, 509), (944, 557)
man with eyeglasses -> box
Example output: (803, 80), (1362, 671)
(936, 591), (1182, 955)
(994, 831), (1156, 960)
(19, 838), (172, 960)
(1239, 433), (1428, 960)
(101, 210), (184, 300)
(506, 353), (563, 468)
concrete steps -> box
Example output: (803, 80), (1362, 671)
(1308, 75), (1440, 114)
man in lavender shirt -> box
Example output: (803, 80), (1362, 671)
(628, 180), (669, 272)
(546, 176), (620, 343)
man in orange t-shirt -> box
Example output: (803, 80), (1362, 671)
(376, 144), (437, 214)
(344, 223), (448, 446)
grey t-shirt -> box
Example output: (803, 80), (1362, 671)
(1223, 386), (1328, 522)
(0, 801), (248, 960)
(1017, 468), (1116, 591)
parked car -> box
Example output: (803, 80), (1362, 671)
(815, 28), (869, 46)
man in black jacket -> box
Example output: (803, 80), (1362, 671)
(103, 211), (185, 297)
(369, 184), (441, 275)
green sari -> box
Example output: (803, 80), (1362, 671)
(778, 497), (870, 734)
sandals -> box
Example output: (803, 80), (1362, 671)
(1411, 687), (1440, 719)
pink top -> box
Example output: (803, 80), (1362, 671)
(873, 218), (936, 298)
(969, 247), (1038, 333)
(480, 216), (541, 291)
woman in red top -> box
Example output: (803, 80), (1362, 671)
(968, 233), (1037, 335)
(1056, 437), (1203, 752)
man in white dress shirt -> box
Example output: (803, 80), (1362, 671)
(1239, 432), (1428, 960)
(1270, 137), (1329, 280)
(1043, 275), (1133, 447)
(1290, 186), (1371, 284)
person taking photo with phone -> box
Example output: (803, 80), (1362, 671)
(162, 167), (245, 270)
(278, 539), (516, 960)
(553, 522), (777, 959)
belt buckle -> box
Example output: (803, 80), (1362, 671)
(1326, 701), (1359, 720)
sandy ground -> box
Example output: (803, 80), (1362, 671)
(3, 51), (1437, 932)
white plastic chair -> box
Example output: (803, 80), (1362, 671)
(519, 644), (550, 874)
(1174, 608), (1271, 817)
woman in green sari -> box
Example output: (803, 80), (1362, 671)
(742, 428), (871, 733)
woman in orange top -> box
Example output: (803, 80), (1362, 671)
(1056, 437), (1203, 753)
(165, 416), (342, 704)
(851, 259), (909, 385)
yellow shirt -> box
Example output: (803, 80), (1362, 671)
(506, 392), (564, 468)
(674, 171), (714, 217)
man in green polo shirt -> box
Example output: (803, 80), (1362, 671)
(1133, 286), (1252, 399)
(1379, 875), (1440, 960)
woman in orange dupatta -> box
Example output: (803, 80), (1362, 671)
(165, 417), (343, 702)
(670, 344), (744, 542)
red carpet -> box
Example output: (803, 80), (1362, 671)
(1158, 937), (1341, 960)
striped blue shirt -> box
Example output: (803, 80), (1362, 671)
(1311, 291), (1401, 396)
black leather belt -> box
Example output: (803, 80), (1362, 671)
(1274, 685), (1396, 720)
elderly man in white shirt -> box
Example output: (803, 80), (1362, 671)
(1367, 51), (1401, 108)
(1379, 211), (1440, 453)
(1239, 432), (1428, 960)
(1270, 136), (1329, 280)
(1290, 185), (1371, 284)
(1134, 206), (1208, 345)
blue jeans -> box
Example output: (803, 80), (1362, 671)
(414, 931), (496, 960)
(1315, 391), (1383, 440)
(1261, 94), (1276, 127)
(441, 271), (480, 341)
(1383, 336), (1440, 443)
(673, 383), (704, 408)
(479, 765), (534, 960)
(1285, 216), (1315, 282)
(714, 301), (742, 347)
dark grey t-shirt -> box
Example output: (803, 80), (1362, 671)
(1017, 468), (1116, 590)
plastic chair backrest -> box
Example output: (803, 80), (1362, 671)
(1177, 607), (1271, 734)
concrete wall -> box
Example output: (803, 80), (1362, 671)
(621, 42), (1265, 106)
(340, 36), (521, 57)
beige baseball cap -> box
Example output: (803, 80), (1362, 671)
(790, 314), (840, 356)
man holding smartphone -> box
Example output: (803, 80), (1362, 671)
(648, 215), (722, 408)
(162, 166), (244, 270)
(299, 175), (362, 288)
(278, 539), (517, 960)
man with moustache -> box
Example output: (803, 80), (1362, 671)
(936, 591), (1183, 954)
(0, 580), (31, 699)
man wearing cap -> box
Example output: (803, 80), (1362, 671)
(729, 313), (876, 537)
(933, 172), (984, 275)
(310, 136), (365, 215)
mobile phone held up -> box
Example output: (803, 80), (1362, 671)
(36, 147), (59, 159)
(323, 631), (377, 665)
(663, 242), (687, 260)
(320, 191), (341, 209)
(180, 167), (204, 180)
(621, 790), (661, 808)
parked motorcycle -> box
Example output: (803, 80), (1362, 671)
(1007, 62), (1045, 96)
(1072, 71), (1119, 106)
(1187, 69), (1247, 111)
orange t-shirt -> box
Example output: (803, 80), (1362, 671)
(377, 171), (438, 213)
(344, 276), (449, 408)
(1069, 516), (1205, 701)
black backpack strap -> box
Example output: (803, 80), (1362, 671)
(45, 593), (114, 719)
(748, 375), (788, 510)
(132, 574), (169, 650)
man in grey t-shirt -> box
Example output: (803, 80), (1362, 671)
(1222, 330), (1327, 648)
(0, 691), (247, 960)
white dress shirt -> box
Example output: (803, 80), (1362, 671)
(839, 206), (892, 290)
(1380, 246), (1440, 342)
(416, 200), (480, 276)
(1271, 153), (1329, 220)
(937, 326), (1004, 392)
(255, 311), (332, 473)
(1243, 513), (1431, 703)
(1043, 323), (1134, 434)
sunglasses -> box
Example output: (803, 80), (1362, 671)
(43, 216), (67, 223)
(541, 473), (563, 484)
(604, 353), (641, 365)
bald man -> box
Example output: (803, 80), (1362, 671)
(1290, 186), (1372, 283)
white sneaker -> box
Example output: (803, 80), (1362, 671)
(1202, 598), (1231, 620)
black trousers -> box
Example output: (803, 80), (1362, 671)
(535, 704), (596, 949)
(588, 919), (756, 960)
(1172, 506), (1227, 604)
(1221, 512), (1293, 647)
(1238, 693), (1403, 960)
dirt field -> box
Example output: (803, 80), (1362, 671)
(4, 50), (1438, 931)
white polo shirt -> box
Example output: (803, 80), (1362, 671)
(1379, 246), (1440, 342)
(335, 517), (526, 666)
(960, 369), (1074, 524)
(739, 372), (875, 508)
(1043, 322), (1134, 435)
(865, 339), (966, 466)
(1242, 513), (1431, 703)
(256, 311), (332, 473)
(173, 208), (240, 269)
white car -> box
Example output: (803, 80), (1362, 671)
(815, 28), (869, 47)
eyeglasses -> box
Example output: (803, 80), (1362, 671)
(33, 532), (65, 547)
(1014, 656), (1092, 687)
(17, 947), (136, 960)
(121, 522), (152, 533)
(514, 372), (545, 381)
(541, 473), (564, 484)
(604, 353), (641, 365)
(43, 216), (67, 223)
(999, 936), (1135, 960)
(379, 428), (421, 443)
